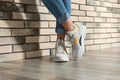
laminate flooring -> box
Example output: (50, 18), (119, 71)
(0, 47), (120, 80)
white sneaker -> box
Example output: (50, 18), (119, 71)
(54, 39), (69, 62)
(67, 23), (87, 60)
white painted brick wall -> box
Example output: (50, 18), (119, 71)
(0, 0), (120, 62)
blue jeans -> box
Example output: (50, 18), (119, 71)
(41, 0), (71, 34)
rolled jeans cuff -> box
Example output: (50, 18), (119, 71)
(56, 28), (66, 34)
(57, 13), (70, 24)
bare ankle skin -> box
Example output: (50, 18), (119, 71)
(57, 18), (74, 40)
(57, 34), (66, 40)
(62, 18), (74, 31)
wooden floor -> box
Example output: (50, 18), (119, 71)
(0, 47), (120, 80)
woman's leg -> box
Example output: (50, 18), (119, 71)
(41, 0), (74, 35)
(41, 0), (86, 60)
(56, 0), (72, 40)
(41, 0), (74, 62)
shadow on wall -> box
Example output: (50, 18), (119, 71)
(0, 0), (42, 59)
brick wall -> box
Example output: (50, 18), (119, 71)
(0, 0), (120, 62)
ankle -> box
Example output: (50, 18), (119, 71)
(62, 19), (74, 31)
(66, 25), (76, 34)
(57, 34), (65, 40)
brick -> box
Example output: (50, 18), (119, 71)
(118, 0), (120, 4)
(116, 9), (120, 14)
(101, 2), (112, 7)
(0, 20), (24, 28)
(107, 8), (118, 13)
(12, 4), (24, 12)
(36, 0), (41, 5)
(50, 35), (57, 41)
(0, 11), (4, 17)
(86, 45), (100, 50)
(13, 12), (40, 20)
(100, 34), (112, 38)
(14, 0), (40, 5)
(25, 6), (49, 13)
(107, 38), (118, 43)
(112, 3), (120, 8)
(26, 50), (50, 58)
(41, 21), (49, 28)
(106, 0), (118, 3)
(86, 28), (94, 33)
(94, 39), (107, 44)
(39, 42), (55, 49)
(0, 29), (11, 36)
(40, 1), (44, 6)
(26, 36), (49, 43)
(26, 21), (54, 28)
(87, 0), (100, 6)
(0, 3), (5, 10)
(112, 33), (120, 37)
(86, 23), (99, 28)
(0, 0), (13, 2)
(118, 19), (120, 23)
(48, 21), (56, 28)
(111, 23), (120, 28)
(40, 50), (50, 56)
(112, 13), (120, 18)
(40, 14), (55, 21)
(0, 2), (8, 11)
(71, 3), (79, 10)
(25, 21), (41, 28)
(86, 11), (99, 17)
(118, 38), (120, 41)
(26, 50), (41, 58)
(0, 2), (13, 12)
(112, 23), (120, 27)
(100, 12), (112, 17)
(71, 0), (86, 4)
(94, 28), (107, 33)
(95, 7), (107, 12)
(107, 18), (118, 23)
(0, 37), (25, 45)
(0, 45), (12, 54)
(0, 52), (25, 62)
(94, 17), (107, 22)
(39, 29), (56, 35)
(41, 50), (50, 56)
(12, 29), (39, 36)
(86, 34), (111, 39)
(13, 43), (39, 52)
(72, 10), (85, 16)
(79, 17), (94, 22)
(71, 16), (79, 21)
(80, 5), (94, 11)
(85, 40), (94, 45)
(106, 28), (118, 33)
(112, 43), (120, 47)
(100, 23), (112, 27)
(0, 11), (12, 19)
(100, 44), (112, 49)
(6, 3), (14, 11)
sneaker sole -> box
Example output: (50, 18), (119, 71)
(74, 23), (87, 58)
(54, 57), (69, 62)
(67, 23), (87, 59)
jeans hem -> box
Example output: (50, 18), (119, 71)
(56, 28), (66, 34)
(57, 13), (70, 24)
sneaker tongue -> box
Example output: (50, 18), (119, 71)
(67, 24), (77, 37)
